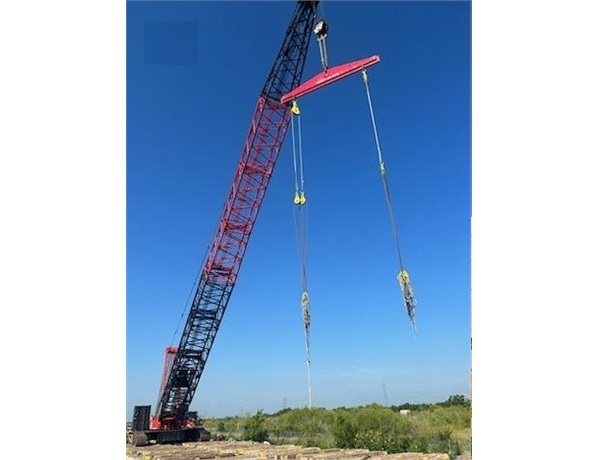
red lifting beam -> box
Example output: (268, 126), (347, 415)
(280, 55), (381, 104)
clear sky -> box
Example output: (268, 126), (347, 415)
(126, 1), (471, 420)
(4, 1), (599, 458)
(0, 0), (600, 458)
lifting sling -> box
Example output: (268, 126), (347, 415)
(290, 100), (312, 407)
(362, 69), (418, 336)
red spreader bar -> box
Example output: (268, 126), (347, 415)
(280, 55), (381, 104)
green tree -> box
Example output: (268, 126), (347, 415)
(331, 410), (356, 449)
(441, 395), (470, 407)
(243, 410), (269, 442)
(332, 405), (414, 453)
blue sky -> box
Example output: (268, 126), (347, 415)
(4, 1), (599, 458)
(127, 1), (471, 420)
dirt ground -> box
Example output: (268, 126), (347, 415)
(126, 440), (472, 460)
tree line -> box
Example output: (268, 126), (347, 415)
(202, 395), (471, 459)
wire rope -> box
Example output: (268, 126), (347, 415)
(362, 69), (417, 336)
(290, 102), (312, 407)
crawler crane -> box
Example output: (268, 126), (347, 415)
(129, 1), (396, 445)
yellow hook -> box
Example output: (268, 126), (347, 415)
(291, 100), (300, 115)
